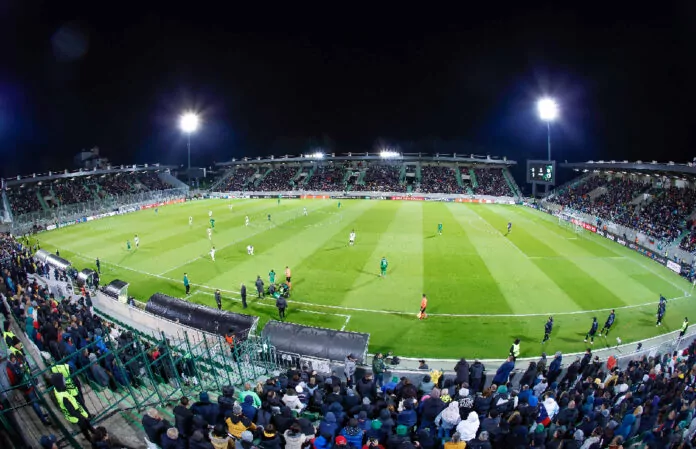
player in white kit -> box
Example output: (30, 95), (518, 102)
(349, 230), (355, 246)
(210, 246), (216, 261)
(247, 245), (254, 255)
(245, 216), (250, 227)
(303, 207), (308, 216)
(134, 235), (140, 249)
(189, 216), (193, 227)
(209, 210), (213, 218)
(207, 228), (212, 240)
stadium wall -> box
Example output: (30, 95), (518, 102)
(210, 190), (518, 204)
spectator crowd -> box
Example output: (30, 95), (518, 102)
(351, 166), (402, 192)
(473, 169), (513, 197)
(258, 167), (296, 191)
(6, 172), (176, 217)
(222, 168), (256, 191)
(552, 176), (696, 243)
(305, 166), (346, 191)
(419, 167), (462, 194)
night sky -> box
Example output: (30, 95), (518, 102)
(2, 3), (695, 180)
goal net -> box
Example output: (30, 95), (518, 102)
(557, 212), (584, 236)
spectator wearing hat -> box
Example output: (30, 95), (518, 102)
(259, 423), (282, 449)
(387, 425), (410, 449)
(192, 391), (220, 427)
(225, 403), (257, 439)
(236, 431), (255, 449)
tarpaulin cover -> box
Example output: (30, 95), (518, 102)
(262, 320), (369, 362)
(145, 292), (257, 339)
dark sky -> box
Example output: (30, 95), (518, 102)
(1, 2), (695, 179)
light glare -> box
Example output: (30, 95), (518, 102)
(380, 150), (400, 159)
(179, 112), (199, 133)
(537, 98), (558, 121)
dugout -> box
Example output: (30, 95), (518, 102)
(45, 254), (72, 271)
(262, 320), (369, 362)
(76, 268), (97, 287)
(145, 292), (258, 340)
(33, 249), (51, 264)
(103, 280), (129, 303)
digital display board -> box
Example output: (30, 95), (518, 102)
(526, 160), (556, 185)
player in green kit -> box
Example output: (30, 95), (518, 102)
(380, 257), (388, 277)
(338, 201), (341, 209)
(277, 194), (281, 205)
(126, 240), (131, 251)
(269, 269), (276, 284)
(437, 223), (443, 235)
(210, 218), (215, 229)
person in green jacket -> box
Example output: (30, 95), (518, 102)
(372, 353), (386, 388)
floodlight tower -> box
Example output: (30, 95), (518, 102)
(537, 98), (558, 161)
(179, 112), (199, 184)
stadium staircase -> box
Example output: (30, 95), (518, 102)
(399, 164), (407, 184)
(36, 190), (50, 210)
(502, 168), (522, 199)
(468, 168), (479, 188)
(301, 166), (314, 187)
(254, 168), (272, 188)
(545, 173), (591, 200)
(415, 165), (422, 183)
(209, 167), (236, 191)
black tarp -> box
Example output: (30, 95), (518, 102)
(262, 320), (369, 362)
(145, 292), (257, 339)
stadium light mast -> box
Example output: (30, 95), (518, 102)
(537, 98), (558, 161)
(179, 112), (199, 185)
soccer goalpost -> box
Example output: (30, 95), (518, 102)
(557, 212), (584, 237)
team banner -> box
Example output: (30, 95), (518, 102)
(594, 229), (668, 265)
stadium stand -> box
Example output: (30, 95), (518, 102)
(473, 168), (514, 196)
(351, 165), (402, 192)
(138, 172), (170, 191)
(550, 173), (696, 243)
(304, 164), (346, 191)
(257, 166), (296, 191)
(221, 167), (256, 191)
(420, 166), (461, 194)
(5, 186), (43, 216)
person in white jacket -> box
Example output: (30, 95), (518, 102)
(542, 396), (559, 422)
(281, 389), (304, 412)
(455, 410), (480, 442)
(434, 401), (461, 439)
(533, 378), (548, 397)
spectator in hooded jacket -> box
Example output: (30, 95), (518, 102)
(173, 396), (193, 438)
(225, 404), (256, 439)
(319, 411), (339, 437)
(492, 356), (515, 385)
(209, 423), (234, 449)
(191, 391), (220, 427)
(284, 423), (309, 449)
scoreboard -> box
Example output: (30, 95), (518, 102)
(526, 160), (556, 185)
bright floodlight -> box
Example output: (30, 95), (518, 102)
(306, 151), (324, 159)
(380, 150), (400, 159)
(537, 98), (558, 122)
(179, 112), (199, 133)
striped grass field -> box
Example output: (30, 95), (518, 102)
(36, 198), (694, 358)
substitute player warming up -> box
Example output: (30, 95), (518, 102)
(598, 309), (615, 337)
(349, 230), (356, 246)
(584, 317), (598, 344)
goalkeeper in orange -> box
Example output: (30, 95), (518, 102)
(418, 294), (428, 320)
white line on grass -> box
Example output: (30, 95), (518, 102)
(156, 205), (329, 275)
(64, 248), (692, 318)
